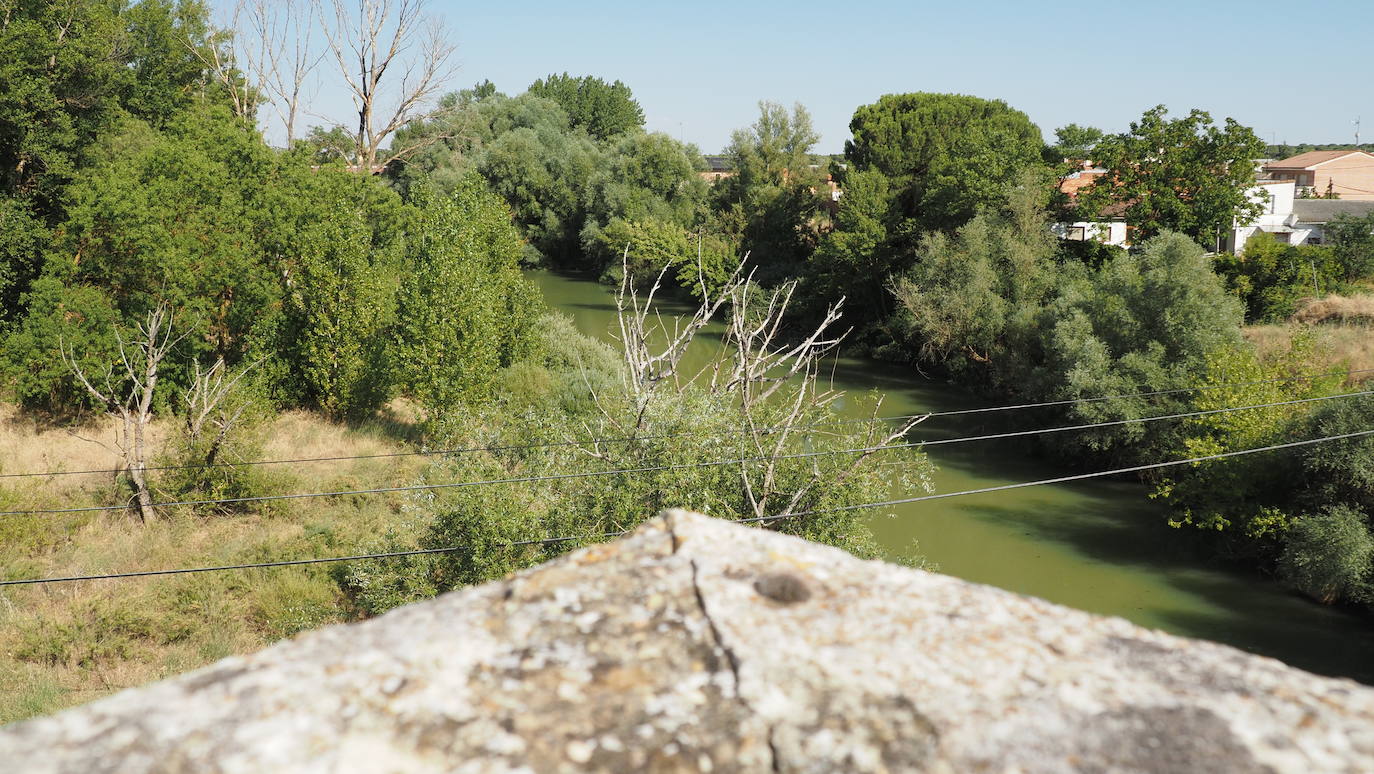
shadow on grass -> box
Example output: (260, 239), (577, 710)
(348, 401), (424, 446)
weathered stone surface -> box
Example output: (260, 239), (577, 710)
(3, 510), (1373, 772)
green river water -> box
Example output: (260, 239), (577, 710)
(530, 269), (1374, 684)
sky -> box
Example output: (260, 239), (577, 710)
(223, 0), (1374, 154)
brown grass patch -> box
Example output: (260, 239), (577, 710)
(1245, 322), (1374, 384)
(1291, 294), (1374, 325)
(0, 400), (430, 725)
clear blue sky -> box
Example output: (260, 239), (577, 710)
(226, 0), (1374, 154)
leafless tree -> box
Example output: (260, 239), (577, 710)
(188, 8), (255, 121)
(64, 305), (186, 522)
(184, 357), (263, 467)
(242, 0), (321, 145)
(197, 0), (322, 144)
(315, 0), (457, 171)
(596, 254), (926, 522)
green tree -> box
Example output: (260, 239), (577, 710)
(843, 92), (1045, 231)
(476, 114), (604, 265)
(1048, 124), (1103, 161)
(2, 277), (121, 415)
(526, 73), (645, 140)
(892, 170), (1059, 381)
(1280, 505), (1374, 604)
(711, 101), (823, 279)
(394, 178), (543, 422)
(1077, 105), (1266, 247)
(802, 166), (897, 321)
(274, 178), (404, 420)
(10, 105), (280, 409)
(0, 0), (239, 323)
(1037, 232), (1246, 459)
(1326, 211), (1374, 281)
(1214, 233), (1344, 322)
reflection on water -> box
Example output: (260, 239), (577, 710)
(531, 269), (1374, 684)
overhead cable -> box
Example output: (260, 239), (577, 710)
(745, 428), (1374, 525)
(4, 390), (1370, 518)
(4, 367), (1370, 480)
(6, 428), (1371, 587)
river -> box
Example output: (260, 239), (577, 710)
(531, 269), (1374, 684)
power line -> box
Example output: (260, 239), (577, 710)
(5, 390), (1369, 518)
(745, 428), (1374, 525)
(6, 427), (1371, 587)
(919, 367), (1374, 418)
(0, 533), (618, 587)
(0, 440), (919, 517)
(5, 367), (1371, 480)
(918, 390), (1371, 448)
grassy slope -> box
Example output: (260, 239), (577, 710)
(0, 403), (428, 724)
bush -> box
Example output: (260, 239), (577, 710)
(1280, 505), (1374, 604)
(393, 178), (543, 429)
(158, 360), (277, 511)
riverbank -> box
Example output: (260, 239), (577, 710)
(531, 268), (1374, 684)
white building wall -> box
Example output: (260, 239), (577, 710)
(1050, 221), (1128, 248)
(1229, 181), (1297, 253)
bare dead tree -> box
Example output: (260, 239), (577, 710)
(63, 305), (186, 522)
(316, 0), (457, 171)
(197, 0), (322, 143)
(598, 254), (927, 523)
(237, 0), (323, 145)
(184, 357), (263, 467)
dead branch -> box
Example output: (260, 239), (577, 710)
(315, 0), (458, 171)
(62, 304), (186, 522)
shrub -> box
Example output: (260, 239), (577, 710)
(1280, 505), (1374, 604)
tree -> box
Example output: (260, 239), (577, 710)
(394, 177), (542, 423)
(0, 0), (237, 321)
(1047, 123), (1103, 161)
(1281, 505), (1374, 604)
(843, 93), (1045, 231)
(226, 0), (322, 144)
(1036, 232), (1246, 460)
(64, 303), (185, 522)
(711, 101), (823, 278)
(526, 73), (644, 140)
(275, 176), (403, 419)
(1326, 211), (1374, 281)
(892, 170), (1059, 379)
(317, 0), (457, 171)
(43, 106), (281, 375)
(1076, 105), (1266, 247)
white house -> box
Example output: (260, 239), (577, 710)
(1050, 219), (1129, 247)
(1228, 180), (1374, 252)
(1052, 164), (1130, 247)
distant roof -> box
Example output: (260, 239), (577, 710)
(1266, 150), (1374, 170)
(701, 155), (733, 172)
(1292, 199), (1374, 223)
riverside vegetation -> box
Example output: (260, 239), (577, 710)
(3, 0), (1374, 722)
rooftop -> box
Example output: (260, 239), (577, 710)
(1266, 150), (1374, 170)
(1293, 198), (1374, 223)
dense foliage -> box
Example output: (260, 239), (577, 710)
(527, 73), (645, 140)
(1076, 106), (1266, 247)
(6, 3), (1374, 707)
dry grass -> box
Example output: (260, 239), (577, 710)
(1245, 321), (1374, 385)
(1291, 294), (1374, 325)
(0, 400), (428, 724)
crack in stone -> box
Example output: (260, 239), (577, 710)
(669, 511), (781, 771)
(687, 554), (781, 771)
